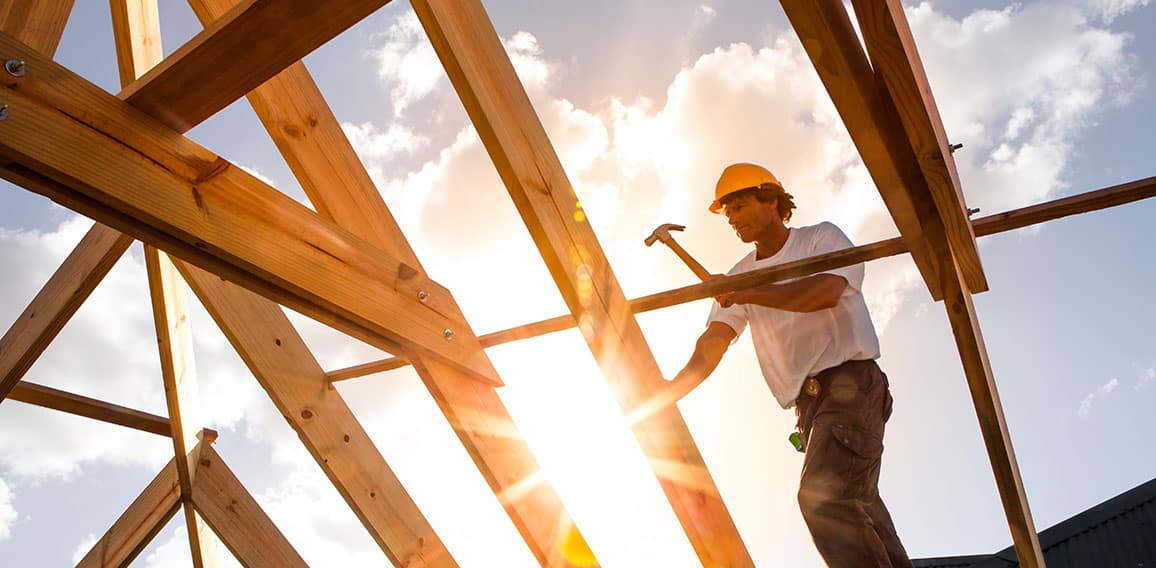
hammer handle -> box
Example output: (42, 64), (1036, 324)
(664, 240), (712, 281)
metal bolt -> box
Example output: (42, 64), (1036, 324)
(443, 329), (455, 341)
(0, 104), (7, 121)
(417, 290), (430, 303)
(967, 207), (981, 216)
(4, 59), (25, 77)
(948, 142), (964, 153)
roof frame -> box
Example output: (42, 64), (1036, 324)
(0, 0), (1153, 565)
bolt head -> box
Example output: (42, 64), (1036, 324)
(417, 290), (430, 302)
(4, 59), (25, 77)
(443, 329), (455, 341)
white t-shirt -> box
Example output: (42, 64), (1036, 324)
(707, 222), (880, 408)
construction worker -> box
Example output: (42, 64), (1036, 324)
(665, 163), (912, 567)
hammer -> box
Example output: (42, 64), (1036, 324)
(644, 223), (712, 281)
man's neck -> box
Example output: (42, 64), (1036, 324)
(754, 224), (791, 260)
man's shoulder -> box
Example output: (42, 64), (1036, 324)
(727, 249), (758, 274)
(794, 221), (850, 246)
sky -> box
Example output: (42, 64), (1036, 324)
(1, 0), (1155, 566)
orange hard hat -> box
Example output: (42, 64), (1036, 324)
(710, 163), (783, 213)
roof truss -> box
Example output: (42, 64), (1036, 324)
(1, 0), (1153, 566)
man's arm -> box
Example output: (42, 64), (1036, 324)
(662, 322), (738, 405)
(716, 274), (847, 313)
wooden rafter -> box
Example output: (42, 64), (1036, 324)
(76, 454), (183, 568)
(413, 0), (752, 564)
(7, 381), (170, 436)
(182, 0), (587, 562)
(112, 5), (222, 564)
(190, 444), (307, 567)
(176, 261), (455, 567)
(783, 1), (1042, 563)
(0, 32), (500, 385)
(0, 0), (73, 56)
(850, 0), (987, 293)
(0, 225), (133, 402)
(119, 0), (393, 132)
(780, 0), (950, 300)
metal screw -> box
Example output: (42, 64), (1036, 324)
(0, 104), (7, 121)
(967, 207), (981, 216)
(417, 290), (430, 303)
(948, 142), (963, 153)
(4, 59), (25, 77)
(443, 329), (455, 341)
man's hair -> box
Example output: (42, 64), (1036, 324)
(719, 183), (796, 223)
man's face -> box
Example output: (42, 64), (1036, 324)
(722, 193), (781, 242)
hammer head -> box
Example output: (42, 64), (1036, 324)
(644, 223), (686, 246)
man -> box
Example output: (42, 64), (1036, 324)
(665, 163), (912, 567)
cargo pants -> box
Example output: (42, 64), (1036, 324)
(794, 359), (912, 568)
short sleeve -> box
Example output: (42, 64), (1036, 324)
(812, 222), (864, 294)
(707, 300), (748, 340)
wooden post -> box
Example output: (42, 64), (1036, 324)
(413, 1), (752, 564)
(8, 381), (171, 436)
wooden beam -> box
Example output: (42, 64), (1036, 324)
(0, 32), (500, 385)
(146, 246), (221, 568)
(110, 0), (162, 87)
(76, 454), (183, 568)
(0, 225), (133, 402)
(780, 0), (949, 300)
(936, 255), (1044, 567)
(0, 0), (74, 57)
(328, 174), (1156, 381)
(118, 0), (391, 132)
(176, 261), (455, 568)
(850, 0), (987, 293)
(190, 444), (307, 568)
(8, 381), (170, 436)
(112, 6), (220, 564)
(413, 1), (752, 564)
(183, 0), (585, 562)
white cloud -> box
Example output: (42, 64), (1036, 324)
(374, 11), (443, 116)
(1136, 367), (1155, 390)
(1077, 377), (1120, 417)
(0, 215), (263, 480)
(1083, 0), (1151, 22)
(0, 476), (17, 541)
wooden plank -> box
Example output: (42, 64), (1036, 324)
(412, 1), (752, 564)
(0, 225), (133, 402)
(8, 381), (170, 436)
(183, 0), (584, 562)
(850, 0), (987, 293)
(0, 0), (74, 56)
(112, 6), (220, 563)
(329, 173), (1156, 380)
(0, 33), (500, 385)
(936, 254), (1044, 567)
(779, 0), (948, 300)
(118, 0), (392, 132)
(76, 455), (183, 568)
(146, 246), (221, 568)
(190, 444), (308, 568)
(176, 261), (455, 568)
(109, 0), (162, 87)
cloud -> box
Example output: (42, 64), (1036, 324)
(373, 10), (444, 117)
(0, 476), (16, 541)
(1136, 367), (1155, 390)
(1077, 377), (1120, 417)
(1083, 0), (1151, 22)
(70, 533), (97, 564)
(0, 215), (264, 480)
